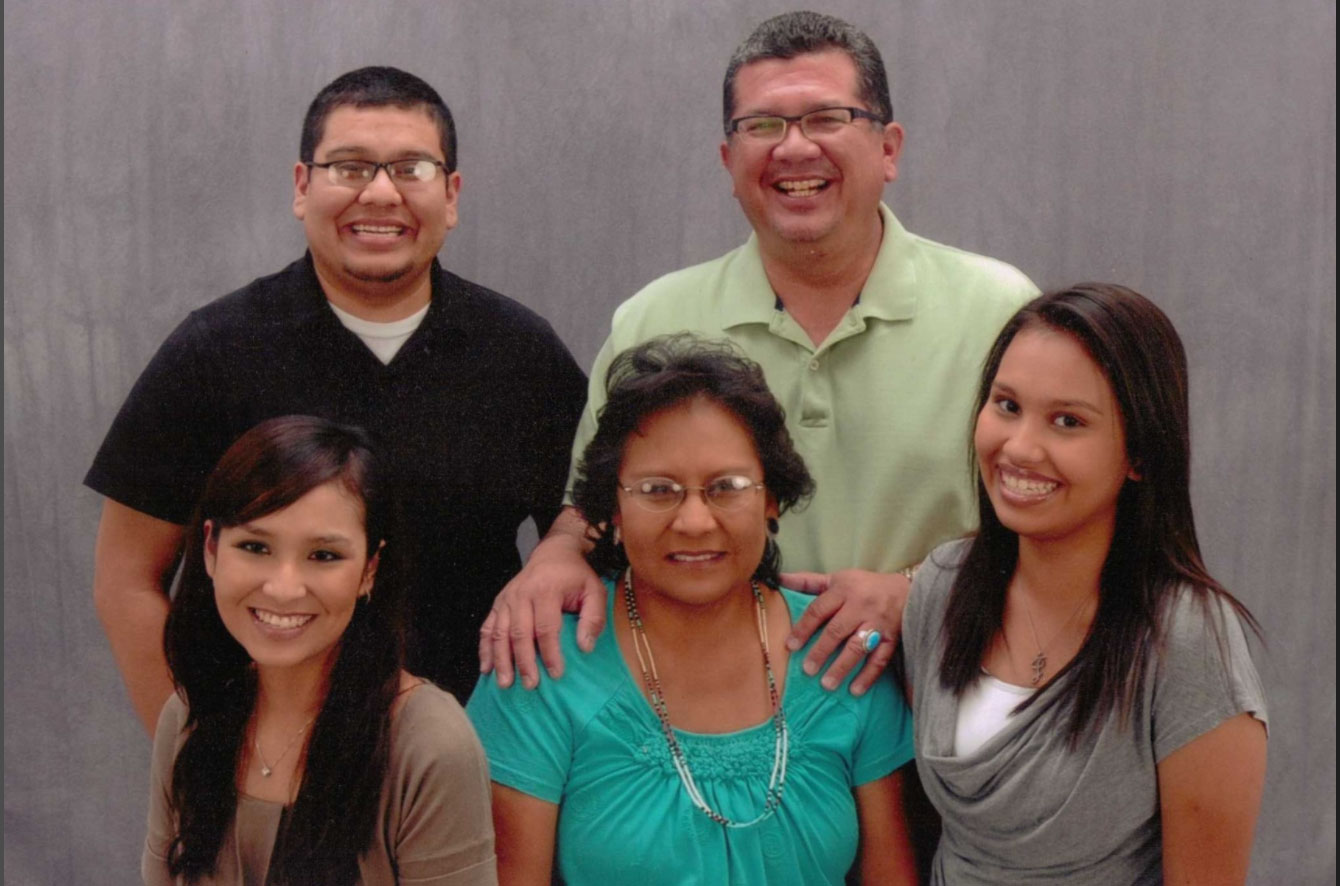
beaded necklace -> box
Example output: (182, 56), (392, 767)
(621, 569), (789, 828)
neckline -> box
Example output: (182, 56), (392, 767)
(604, 581), (804, 739)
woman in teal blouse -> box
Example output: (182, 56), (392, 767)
(467, 336), (917, 885)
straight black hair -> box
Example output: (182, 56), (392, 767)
(300, 66), (457, 172)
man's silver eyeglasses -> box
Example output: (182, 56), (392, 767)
(307, 159), (447, 189)
(619, 475), (766, 513)
(727, 106), (886, 143)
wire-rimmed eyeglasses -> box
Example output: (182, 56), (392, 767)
(726, 106), (886, 143)
(619, 475), (766, 513)
(306, 158), (447, 189)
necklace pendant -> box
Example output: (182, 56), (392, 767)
(259, 763), (273, 778)
(1030, 651), (1046, 686)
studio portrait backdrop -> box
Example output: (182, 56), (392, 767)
(4, 1), (1334, 883)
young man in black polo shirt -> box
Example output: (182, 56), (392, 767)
(86, 66), (585, 732)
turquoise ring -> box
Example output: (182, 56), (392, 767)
(855, 628), (882, 654)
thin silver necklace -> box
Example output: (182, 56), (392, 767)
(1018, 591), (1091, 686)
(622, 569), (788, 828)
(254, 716), (315, 778)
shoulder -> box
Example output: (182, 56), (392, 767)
(899, 226), (1037, 303)
(1151, 588), (1269, 758)
(391, 683), (489, 777)
(435, 267), (571, 347)
(179, 257), (321, 334)
(905, 538), (972, 649)
(150, 693), (191, 771)
(610, 246), (748, 331)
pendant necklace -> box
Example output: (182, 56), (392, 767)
(1019, 591), (1092, 686)
(622, 569), (788, 828)
(254, 716), (316, 778)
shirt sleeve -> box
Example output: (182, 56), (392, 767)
(390, 688), (499, 885)
(516, 322), (587, 536)
(142, 695), (185, 886)
(563, 330), (621, 505)
(465, 671), (575, 805)
(85, 311), (219, 525)
(850, 672), (916, 785)
(1152, 592), (1268, 763)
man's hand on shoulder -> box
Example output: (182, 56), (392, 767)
(781, 568), (911, 696)
(479, 507), (607, 689)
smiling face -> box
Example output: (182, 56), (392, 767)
(206, 480), (378, 679)
(974, 326), (1137, 550)
(614, 397), (778, 609)
(293, 104), (461, 312)
(719, 49), (902, 256)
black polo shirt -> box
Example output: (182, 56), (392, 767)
(85, 255), (587, 700)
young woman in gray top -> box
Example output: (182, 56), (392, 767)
(900, 284), (1267, 885)
(143, 416), (496, 885)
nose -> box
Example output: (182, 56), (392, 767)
(1000, 418), (1045, 464)
(670, 489), (718, 534)
(261, 559), (307, 603)
(358, 167), (404, 205)
(771, 120), (823, 161)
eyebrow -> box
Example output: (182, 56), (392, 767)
(990, 382), (1105, 414)
(233, 524), (355, 545)
(319, 146), (441, 162)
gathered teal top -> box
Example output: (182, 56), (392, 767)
(466, 583), (914, 886)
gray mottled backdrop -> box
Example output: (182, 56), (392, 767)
(4, 1), (1334, 882)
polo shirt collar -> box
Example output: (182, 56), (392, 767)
(719, 202), (918, 330)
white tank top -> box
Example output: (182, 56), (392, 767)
(954, 671), (1034, 756)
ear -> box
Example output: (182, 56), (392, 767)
(881, 122), (905, 184)
(360, 541), (384, 597)
(441, 170), (463, 232)
(203, 520), (219, 579)
(765, 492), (780, 522)
(293, 162), (311, 220)
(719, 140), (739, 197)
(1127, 462), (1142, 482)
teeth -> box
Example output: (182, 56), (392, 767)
(352, 224), (403, 234)
(776, 179), (826, 197)
(670, 553), (719, 562)
(1001, 473), (1059, 496)
(253, 609), (314, 629)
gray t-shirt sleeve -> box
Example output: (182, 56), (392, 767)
(1152, 592), (1268, 762)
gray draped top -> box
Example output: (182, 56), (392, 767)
(902, 539), (1267, 885)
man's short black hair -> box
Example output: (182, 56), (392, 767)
(722, 11), (893, 134)
(300, 66), (458, 172)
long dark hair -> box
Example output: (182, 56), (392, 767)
(163, 415), (405, 884)
(572, 334), (814, 588)
(938, 284), (1258, 745)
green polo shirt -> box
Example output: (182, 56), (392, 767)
(568, 204), (1037, 574)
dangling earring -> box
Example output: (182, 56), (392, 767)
(360, 587), (373, 603)
(766, 517), (780, 536)
(612, 525), (623, 547)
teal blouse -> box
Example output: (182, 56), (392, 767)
(466, 584), (914, 885)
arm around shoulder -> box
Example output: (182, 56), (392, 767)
(479, 506), (607, 689)
(93, 499), (185, 735)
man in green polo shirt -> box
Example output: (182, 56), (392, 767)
(480, 11), (1036, 694)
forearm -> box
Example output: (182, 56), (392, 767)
(95, 581), (174, 735)
(533, 506), (593, 558)
(92, 500), (184, 735)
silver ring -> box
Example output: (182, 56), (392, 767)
(854, 628), (882, 654)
